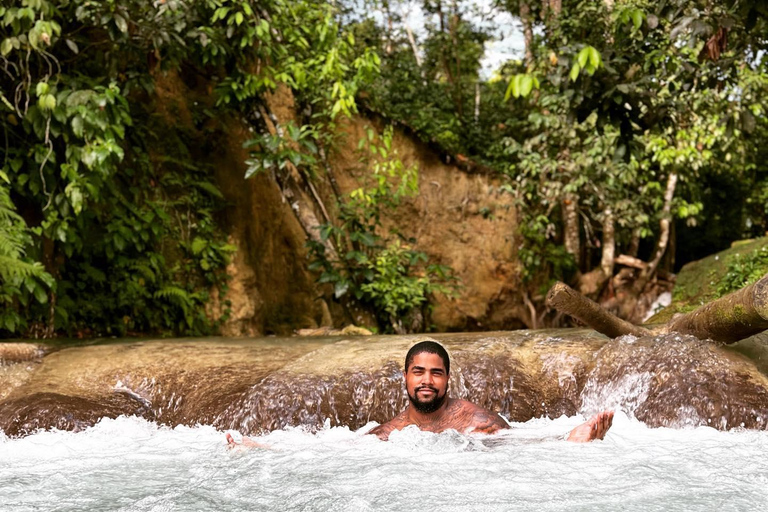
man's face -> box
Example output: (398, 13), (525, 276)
(405, 352), (449, 413)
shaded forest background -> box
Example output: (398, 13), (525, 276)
(2, 0), (768, 338)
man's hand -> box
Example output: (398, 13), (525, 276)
(566, 411), (614, 442)
(226, 432), (268, 449)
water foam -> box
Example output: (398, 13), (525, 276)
(2, 414), (768, 511)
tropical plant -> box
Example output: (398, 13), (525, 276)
(307, 126), (457, 333)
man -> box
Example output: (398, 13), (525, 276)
(227, 340), (612, 447)
(368, 340), (613, 442)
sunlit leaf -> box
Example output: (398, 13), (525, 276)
(114, 14), (128, 34)
(570, 63), (580, 82)
(577, 48), (590, 69)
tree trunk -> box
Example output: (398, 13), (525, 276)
(520, 2), (534, 68)
(627, 228), (641, 258)
(448, 4), (464, 117)
(636, 172), (677, 292)
(542, 0), (562, 31)
(404, 19), (423, 69)
(474, 82), (480, 123)
(258, 104), (338, 260)
(547, 274), (768, 344)
(562, 192), (580, 266)
(663, 275), (768, 343)
(600, 207), (615, 278)
(383, 1), (393, 55)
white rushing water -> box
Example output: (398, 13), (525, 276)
(2, 414), (768, 512)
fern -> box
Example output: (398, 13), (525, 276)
(153, 286), (193, 313)
(0, 186), (51, 285)
(0, 257), (46, 281)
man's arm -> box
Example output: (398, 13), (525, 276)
(566, 411), (614, 442)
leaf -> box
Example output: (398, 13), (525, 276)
(570, 63), (581, 82)
(72, 116), (84, 137)
(235, 12), (244, 25)
(359, 232), (376, 247)
(191, 237), (207, 255)
(520, 74), (534, 97)
(0, 38), (11, 56)
(577, 48), (590, 69)
(4, 315), (15, 333)
(193, 181), (224, 198)
(588, 47), (601, 69)
(334, 280), (349, 298)
(33, 283), (48, 304)
(631, 10), (643, 31)
(65, 38), (79, 54)
(114, 14), (128, 34)
(503, 79), (515, 102)
(40, 94), (56, 110)
(0, 92), (12, 111)
(65, 183), (84, 214)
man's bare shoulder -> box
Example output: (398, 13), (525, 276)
(368, 410), (411, 440)
(451, 399), (510, 434)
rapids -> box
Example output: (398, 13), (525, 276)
(1, 414), (767, 511)
(2, 330), (768, 510)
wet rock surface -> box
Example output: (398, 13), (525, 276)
(1, 331), (768, 437)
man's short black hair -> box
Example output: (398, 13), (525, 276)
(405, 341), (450, 374)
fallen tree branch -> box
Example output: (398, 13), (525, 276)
(547, 274), (768, 344)
(661, 274), (768, 343)
(546, 282), (651, 338)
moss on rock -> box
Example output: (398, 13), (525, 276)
(648, 237), (768, 323)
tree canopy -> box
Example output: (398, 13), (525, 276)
(2, 0), (768, 337)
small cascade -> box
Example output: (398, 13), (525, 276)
(1, 330), (768, 437)
(580, 333), (768, 429)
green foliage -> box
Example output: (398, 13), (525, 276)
(3, 0), (768, 335)
(517, 214), (577, 289)
(505, 73), (540, 100)
(0, 0), (382, 338)
(569, 45), (602, 81)
(0, 185), (55, 334)
(206, 0), (380, 126)
(717, 247), (768, 297)
(308, 126), (457, 332)
(243, 122), (318, 179)
(494, 0), (768, 283)
(360, 0), (496, 156)
(345, 0), (768, 301)
(0, 0), (279, 337)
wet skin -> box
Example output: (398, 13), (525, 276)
(369, 352), (614, 442)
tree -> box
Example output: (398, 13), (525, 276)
(497, 0), (768, 323)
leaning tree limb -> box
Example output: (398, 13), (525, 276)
(661, 275), (768, 343)
(546, 282), (651, 338)
(546, 274), (768, 344)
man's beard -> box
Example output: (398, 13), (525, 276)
(408, 386), (447, 413)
